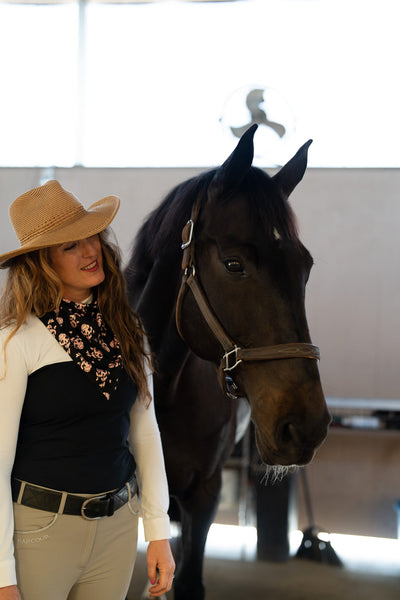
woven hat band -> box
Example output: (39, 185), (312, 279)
(19, 205), (87, 245)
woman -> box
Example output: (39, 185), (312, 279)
(0, 181), (175, 600)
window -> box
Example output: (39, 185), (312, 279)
(0, 0), (399, 167)
(0, 2), (79, 166)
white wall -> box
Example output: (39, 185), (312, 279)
(1, 166), (399, 401)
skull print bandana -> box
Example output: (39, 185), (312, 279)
(40, 298), (124, 400)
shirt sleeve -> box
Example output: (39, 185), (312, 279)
(128, 348), (171, 542)
(0, 329), (28, 587)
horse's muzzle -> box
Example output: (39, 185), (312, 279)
(255, 409), (331, 466)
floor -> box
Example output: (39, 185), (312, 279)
(127, 523), (400, 600)
(127, 453), (400, 599)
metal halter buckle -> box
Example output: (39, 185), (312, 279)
(223, 346), (242, 372)
(181, 219), (194, 250)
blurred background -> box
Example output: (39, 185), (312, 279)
(1, 0), (399, 596)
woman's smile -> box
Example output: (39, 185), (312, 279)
(81, 259), (99, 272)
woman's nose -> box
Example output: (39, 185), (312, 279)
(80, 238), (97, 255)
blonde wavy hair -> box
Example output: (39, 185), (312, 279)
(0, 229), (152, 405)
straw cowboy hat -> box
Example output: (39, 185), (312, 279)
(0, 180), (120, 267)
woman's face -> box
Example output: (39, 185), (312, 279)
(49, 234), (105, 302)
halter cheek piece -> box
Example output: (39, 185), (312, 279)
(175, 202), (320, 399)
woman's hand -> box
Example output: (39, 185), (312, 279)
(0, 586), (21, 600)
(146, 539), (175, 597)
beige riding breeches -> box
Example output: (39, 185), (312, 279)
(13, 495), (139, 600)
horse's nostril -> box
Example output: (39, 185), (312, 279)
(280, 422), (292, 444)
(277, 420), (301, 447)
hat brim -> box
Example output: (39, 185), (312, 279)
(0, 195), (120, 268)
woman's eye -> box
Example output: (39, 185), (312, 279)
(224, 259), (243, 273)
(64, 242), (77, 251)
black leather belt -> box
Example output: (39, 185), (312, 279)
(12, 476), (137, 520)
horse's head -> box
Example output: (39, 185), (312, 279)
(176, 125), (330, 466)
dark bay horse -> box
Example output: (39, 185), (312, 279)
(125, 125), (330, 600)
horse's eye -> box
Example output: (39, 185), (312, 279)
(224, 259), (243, 273)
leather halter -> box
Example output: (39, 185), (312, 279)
(175, 201), (320, 399)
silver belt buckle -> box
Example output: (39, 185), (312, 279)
(80, 494), (108, 521)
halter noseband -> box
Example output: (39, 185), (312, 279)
(175, 202), (320, 399)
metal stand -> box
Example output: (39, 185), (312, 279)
(295, 468), (342, 566)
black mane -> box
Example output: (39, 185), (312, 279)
(125, 169), (214, 291)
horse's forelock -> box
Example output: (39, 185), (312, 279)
(243, 167), (301, 244)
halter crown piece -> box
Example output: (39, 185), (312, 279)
(175, 201), (320, 399)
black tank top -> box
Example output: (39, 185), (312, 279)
(12, 361), (137, 493)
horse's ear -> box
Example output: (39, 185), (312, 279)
(209, 124), (257, 199)
(273, 139), (312, 198)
